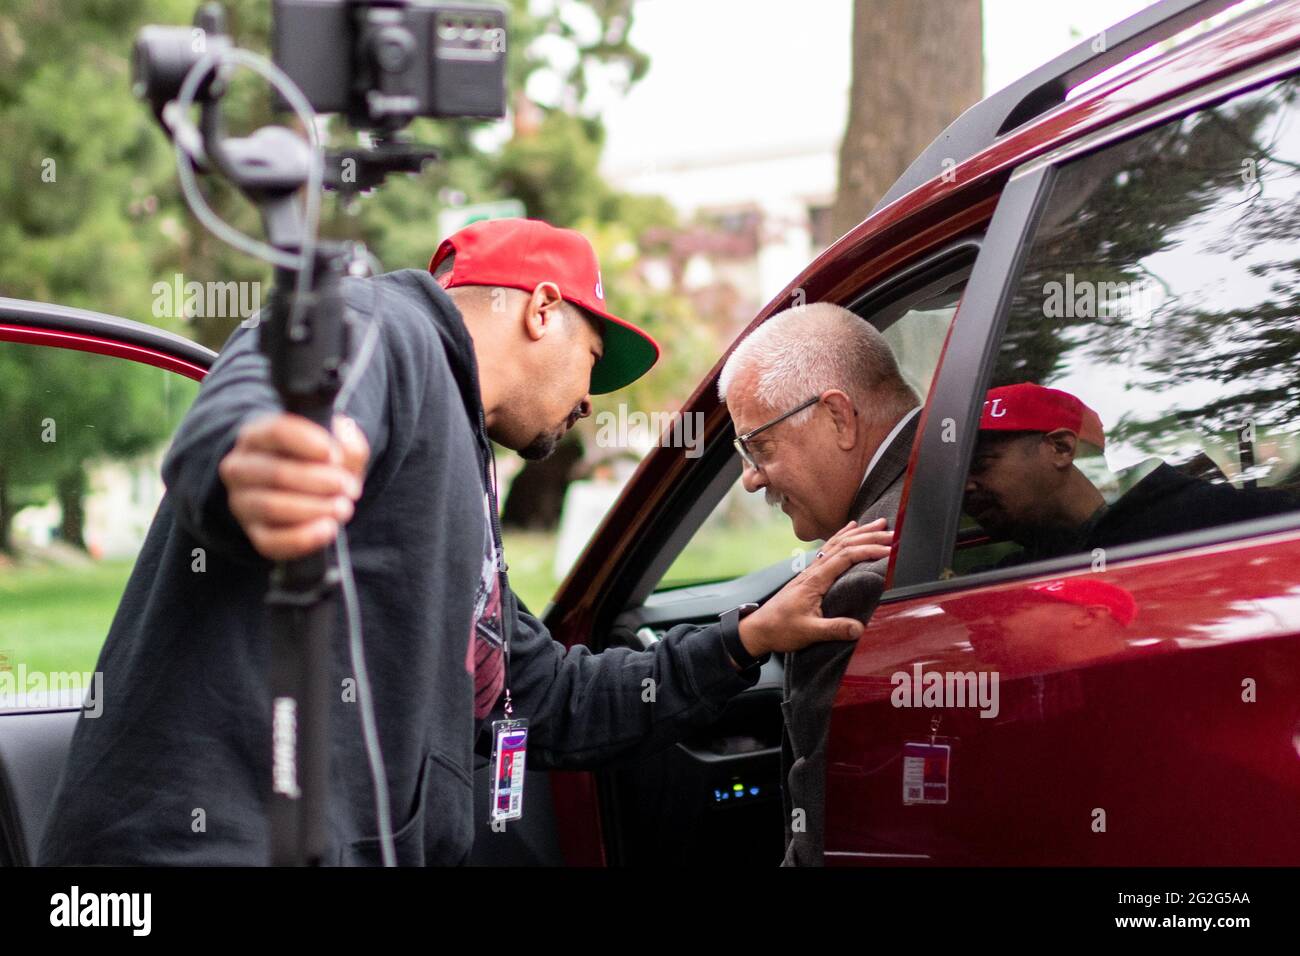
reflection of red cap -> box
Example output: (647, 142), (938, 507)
(1027, 579), (1137, 626)
(943, 578), (1137, 627)
(429, 218), (660, 394)
(981, 383), (1105, 449)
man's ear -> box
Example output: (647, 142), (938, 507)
(1043, 428), (1079, 468)
(822, 389), (858, 450)
(524, 281), (565, 342)
(1073, 604), (1110, 628)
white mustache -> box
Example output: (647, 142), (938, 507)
(765, 488), (784, 508)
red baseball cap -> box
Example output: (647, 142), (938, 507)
(1026, 579), (1137, 626)
(942, 578), (1137, 627)
(428, 218), (660, 394)
(980, 383), (1105, 449)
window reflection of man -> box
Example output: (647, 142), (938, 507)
(963, 383), (1297, 566)
(964, 384), (1108, 564)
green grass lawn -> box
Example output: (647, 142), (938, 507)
(0, 516), (802, 681)
(0, 544), (562, 676)
(0, 558), (135, 677)
(499, 531), (564, 614)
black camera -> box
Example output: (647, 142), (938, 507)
(272, 0), (507, 129)
(133, 1), (507, 132)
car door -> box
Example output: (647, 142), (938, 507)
(823, 59), (1300, 866)
(0, 299), (210, 865)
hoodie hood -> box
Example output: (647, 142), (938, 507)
(365, 269), (485, 435)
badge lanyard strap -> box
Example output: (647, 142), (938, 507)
(486, 445), (514, 719)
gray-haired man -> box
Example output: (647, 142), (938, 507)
(718, 302), (921, 866)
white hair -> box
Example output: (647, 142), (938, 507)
(718, 302), (918, 428)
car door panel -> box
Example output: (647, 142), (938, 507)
(826, 532), (1300, 865)
(827, 56), (1300, 865)
(602, 557), (794, 866)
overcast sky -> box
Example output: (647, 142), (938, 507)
(585, 0), (1164, 177)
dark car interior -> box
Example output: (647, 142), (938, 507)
(0, 710), (78, 866)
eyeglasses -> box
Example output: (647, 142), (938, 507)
(733, 395), (821, 471)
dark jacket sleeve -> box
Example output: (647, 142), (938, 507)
(821, 561), (887, 623)
(779, 560), (885, 866)
(496, 591), (760, 770)
(160, 292), (392, 568)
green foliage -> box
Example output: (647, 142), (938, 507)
(0, 0), (711, 554)
(0, 558), (137, 675)
(579, 218), (720, 420)
(0, 342), (190, 548)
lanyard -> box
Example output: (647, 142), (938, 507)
(478, 408), (514, 717)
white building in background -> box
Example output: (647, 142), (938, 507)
(11, 452), (164, 561)
(596, 0), (850, 321)
(85, 453), (166, 559)
(607, 140), (840, 313)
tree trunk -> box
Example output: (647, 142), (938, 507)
(832, 0), (984, 238)
(57, 468), (87, 551)
(500, 438), (585, 531)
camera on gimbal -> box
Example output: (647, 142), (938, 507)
(272, 0), (507, 129)
(128, 1), (510, 866)
(135, 0), (507, 125)
(133, 0), (508, 194)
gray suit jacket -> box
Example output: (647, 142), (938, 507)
(779, 411), (919, 866)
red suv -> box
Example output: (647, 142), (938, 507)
(3, 0), (1299, 866)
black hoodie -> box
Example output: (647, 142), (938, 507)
(39, 269), (757, 866)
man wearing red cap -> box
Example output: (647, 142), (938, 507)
(40, 218), (890, 866)
(963, 383), (1109, 564)
(964, 382), (1296, 567)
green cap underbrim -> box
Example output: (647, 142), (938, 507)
(588, 315), (660, 394)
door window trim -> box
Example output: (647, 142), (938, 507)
(0, 298), (215, 379)
(890, 167), (1057, 589)
(1013, 43), (1300, 183)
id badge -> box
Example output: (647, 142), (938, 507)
(902, 740), (951, 805)
(489, 718), (529, 824)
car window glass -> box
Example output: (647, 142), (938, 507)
(657, 263), (970, 591)
(0, 341), (199, 709)
(948, 74), (1300, 578)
